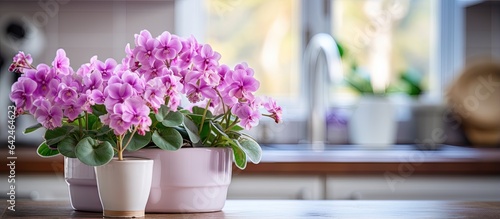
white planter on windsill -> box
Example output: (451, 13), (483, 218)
(130, 147), (232, 213)
(348, 96), (397, 147)
(94, 158), (154, 218)
(64, 157), (102, 212)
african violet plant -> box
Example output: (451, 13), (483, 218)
(9, 30), (282, 169)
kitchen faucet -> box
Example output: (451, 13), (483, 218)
(303, 33), (343, 148)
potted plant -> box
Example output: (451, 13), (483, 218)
(344, 60), (427, 147)
(9, 29), (282, 214)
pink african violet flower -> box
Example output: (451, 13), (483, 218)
(160, 75), (183, 111)
(57, 84), (78, 104)
(144, 78), (167, 112)
(234, 62), (255, 76)
(263, 97), (283, 123)
(185, 79), (217, 103)
(9, 30), (284, 142)
(193, 44), (221, 71)
(34, 100), (63, 129)
(216, 64), (231, 89)
(25, 64), (58, 97)
(155, 31), (182, 61)
(89, 90), (105, 105)
(62, 96), (86, 121)
(121, 97), (151, 126)
(124, 43), (140, 71)
(178, 69), (202, 93)
(9, 51), (33, 73)
(136, 116), (152, 136)
(121, 71), (145, 95)
(200, 69), (221, 87)
(96, 58), (117, 81)
(10, 78), (37, 111)
(225, 66), (260, 101)
(104, 83), (134, 111)
(108, 114), (131, 136)
(173, 35), (200, 69)
(134, 30), (159, 66)
(52, 49), (72, 75)
(180, 35), (200, 55)
(232, 103), (260, 130)
(83, 71), (103, 91)
(140, 60), (168, 81)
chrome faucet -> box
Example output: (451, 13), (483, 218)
(303, 33), (343, 148)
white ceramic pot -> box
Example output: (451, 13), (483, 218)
(64, 157), (102, 212)
(130, 147), (232, 213)
(94, 158), (154, 218)
(348, 95), (397, 147)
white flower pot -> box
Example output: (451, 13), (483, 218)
(130, 147), (233, 213)
(348, 95), (397, 147)
(65, 148), (232, 213)
(94, 158), (154, 218)
(64, 157), (102, 212)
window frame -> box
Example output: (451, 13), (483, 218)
(174, 0), (468, 115)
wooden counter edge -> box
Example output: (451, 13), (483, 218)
(2, 148), (500, 175)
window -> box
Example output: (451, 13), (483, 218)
(176, 0), (302, 119)
(330, 0), (437, 102)
(176, 0), (465, 143)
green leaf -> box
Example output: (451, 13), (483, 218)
(37, 142), (60, 157)
(230, 125), (244, 132)
(24, 123), (43, 134)
(75, 137), (114, 166)
(44, 126), (76, 146)
(161, 111), (184, 127)
(87, 114), (99, 129)
(124, 131), (152, 151)
(91, 104), (107, 116)
(183, 115), (200, 143)
(336, 40), (345, 58)
(152, 128), (183, 151)
(192, 106), (213, 118)
(230, 142), (247, 169)
(211, 121), (228, 137)
(227, 131), (242, 140)
(237, 136), (262, 164)
(155, 105), (170, 122)
(94, 133), (117, 148)
(199, 122), (211, 141)
(57, 136), (78, 158)
(187, 114), (204, 124)
(173, 126), (190, 141)
(179, 109), (191, 114)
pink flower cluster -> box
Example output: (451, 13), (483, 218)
(10, 30), (282, 135)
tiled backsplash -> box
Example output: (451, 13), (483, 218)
(0, 1), (175, 143)
(0, 0), (175, 65)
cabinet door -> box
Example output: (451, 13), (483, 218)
(229, 175), (325, 200)
(326, 175), (500, 200)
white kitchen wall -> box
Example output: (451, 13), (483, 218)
(0, 0), (175, 66)
(0, 0), (175, 144)
(465, 1), (500, 63)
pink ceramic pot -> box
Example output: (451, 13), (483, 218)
(64, 157), (102, 212)
(130, 147), (233, 213)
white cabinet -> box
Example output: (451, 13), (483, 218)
(326, 175), (500, 200)
(0, 174), (69, 201)
(228, 175), (325, 200)
(229, 175), (500, 200)
(3, 174), (499, 201)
